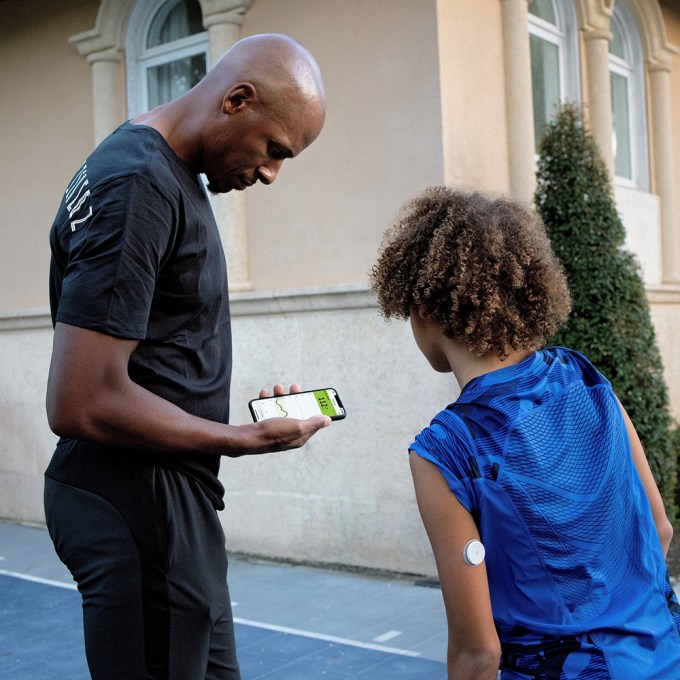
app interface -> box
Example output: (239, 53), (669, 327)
(252, 390), (342, 421)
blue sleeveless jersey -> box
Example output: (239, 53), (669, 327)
(410, 347), (680, 678)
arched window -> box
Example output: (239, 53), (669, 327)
(126, 0), (209, 118)
(608, 3), (648, 189)
(528, 0), (580, 149)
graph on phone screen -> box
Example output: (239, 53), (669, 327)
(252, 390), (341, 421)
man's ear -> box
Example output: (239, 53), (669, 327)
(222, 82), (257, 114)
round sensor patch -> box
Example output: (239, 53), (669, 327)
(463, 539), (485, 566)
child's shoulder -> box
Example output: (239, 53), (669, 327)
(543, 346), (612, 388)
(412, 407), (474, 457)
(410, 408), (478, 483)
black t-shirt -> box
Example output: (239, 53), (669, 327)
(47, 122), (231, 509)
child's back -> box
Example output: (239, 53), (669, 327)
(411, 346), (680, 677)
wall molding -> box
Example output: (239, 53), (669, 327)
(0, 285), (377, 332)
(646, 284), (680, 305)
(3, 282), (677, 332)
(229, 284), (376, 317)
(0, 308), (52, 332)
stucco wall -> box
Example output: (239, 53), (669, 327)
(0, 0), (98, 313)
(223, 288), (454, 575)
(437, 0), (510, 192)
(649, 293), (680, 423)
(241, 0), (445, 291)
(0, 316), (56, 523)
(661, 0), (680, 233)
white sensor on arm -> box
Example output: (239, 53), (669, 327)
(463, 539), (485, 566)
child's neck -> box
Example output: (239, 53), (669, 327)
(447, 344), (533, 390)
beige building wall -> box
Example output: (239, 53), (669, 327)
(0, 0), (97, 524)
(1, 0), (679, 577)
(0, 321), (55, 522)
(0, 0), (99, 313)
(224, 294), (455, 572)
(437, 0), (510, 193)
(650, 294), (680, 423)
(243, 0), (444, 290)
(653, 2), (680, 423)
(661, 1), (680, 226)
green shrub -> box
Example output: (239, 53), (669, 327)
(534, 103), (677, 521)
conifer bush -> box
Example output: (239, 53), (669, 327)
(534, 104), (677, 520)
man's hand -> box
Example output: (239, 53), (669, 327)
(234, 413), (330, 456)
(230, 382), (330, 456)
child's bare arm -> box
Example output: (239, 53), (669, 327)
(409, 452), (500, 680)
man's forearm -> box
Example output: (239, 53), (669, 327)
(50, 375), (241, 454)
(46, 323), (328, 457)
(49, 377), (327, 457)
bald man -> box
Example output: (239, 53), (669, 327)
(44, 34), (326, 679)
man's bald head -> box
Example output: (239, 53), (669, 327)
(207, 34), (325, 116)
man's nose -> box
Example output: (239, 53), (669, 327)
(257, 159), (283, 185)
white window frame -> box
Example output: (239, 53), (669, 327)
(608, 4), (649, 190)
(527, 0), (581, 150)
(125, 0), (209, 119)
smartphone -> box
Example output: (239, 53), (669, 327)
(249, 388), (346, 422)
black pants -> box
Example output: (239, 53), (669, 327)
(44, 470), (241, 680)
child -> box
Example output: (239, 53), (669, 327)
(370, 187), (680, 679)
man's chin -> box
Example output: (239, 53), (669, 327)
(206, 181), (233, 195)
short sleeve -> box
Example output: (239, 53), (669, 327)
(409, 411), (478, 512)
(55, 174), (175, 339)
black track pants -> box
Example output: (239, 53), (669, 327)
(44, 470), (241, 680)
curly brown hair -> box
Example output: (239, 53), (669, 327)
(370, 187), (572, 359)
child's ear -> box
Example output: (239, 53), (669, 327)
(417, 306), (431, 320)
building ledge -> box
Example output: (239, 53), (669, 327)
(3, 283), (679, 331)
(646, 284), (680, 305)
(0, 308), (51, 331)
(229, 284), (375, 316)
(0, 285), (378, 332)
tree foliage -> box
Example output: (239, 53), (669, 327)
(534, 104), (677, 520)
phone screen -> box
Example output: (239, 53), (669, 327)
(249, 388), (345, 422)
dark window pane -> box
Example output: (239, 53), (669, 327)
(147, 53), (206, 107)
(147, 0), (204, 49)
(609, 22), (625, 59)
(611, 72), (632, 178)
(530, 34), (561, 148)
(528, 0), (556, 25)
